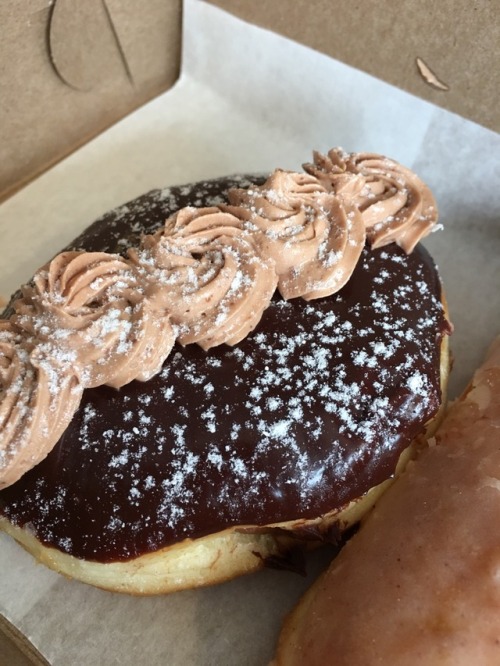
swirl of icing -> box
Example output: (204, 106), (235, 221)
(228, 170), (366, 300)
(0, 320), (82, 489)
(13, 252), (175, 389)
(302, 150), (367, 200)
(0, 149), (441, 489)
(129, 207), (278, 349)
(304, 149), (438, 252)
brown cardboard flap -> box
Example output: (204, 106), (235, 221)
(0, 0), (182, 201)
(48, 0), (134, 91)
(2, 0), (496, 201)
(207, 0), (499, 133)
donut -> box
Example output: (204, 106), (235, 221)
(273, 336), (500, 665)
(0, 150), (451, 594)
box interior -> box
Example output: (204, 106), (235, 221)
(0, 1), (498, 663)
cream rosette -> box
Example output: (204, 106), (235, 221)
(130, 207), (278, 350)
(13, 252), (175, 389)
(228, 170), (366, 300)
(302, 150), (367, 200)
(304, 149), (438, 252)
(0, 320), (82, 489)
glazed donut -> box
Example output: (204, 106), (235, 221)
(0, 156), (451, 594)
(273, 337), (500, 666)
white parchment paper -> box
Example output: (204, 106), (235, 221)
(1, 1), (499, 663)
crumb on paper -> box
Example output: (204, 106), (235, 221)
(416, 57), (450, 91)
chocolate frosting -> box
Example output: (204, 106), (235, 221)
(0, 176), (448, 563)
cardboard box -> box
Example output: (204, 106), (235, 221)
(0, 0), (182, 201)
(210, 0), (499, 132)
(0, 1), (499, 663)
(1, 0), (498, 201)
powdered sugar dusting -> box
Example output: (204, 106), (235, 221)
(0, 178), (447, 562)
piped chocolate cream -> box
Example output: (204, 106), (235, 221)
(0, 174), (448, 563)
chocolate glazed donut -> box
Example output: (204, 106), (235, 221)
(0, 169), (451, 594)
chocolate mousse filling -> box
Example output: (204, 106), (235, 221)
(0, 176), (449, 563)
